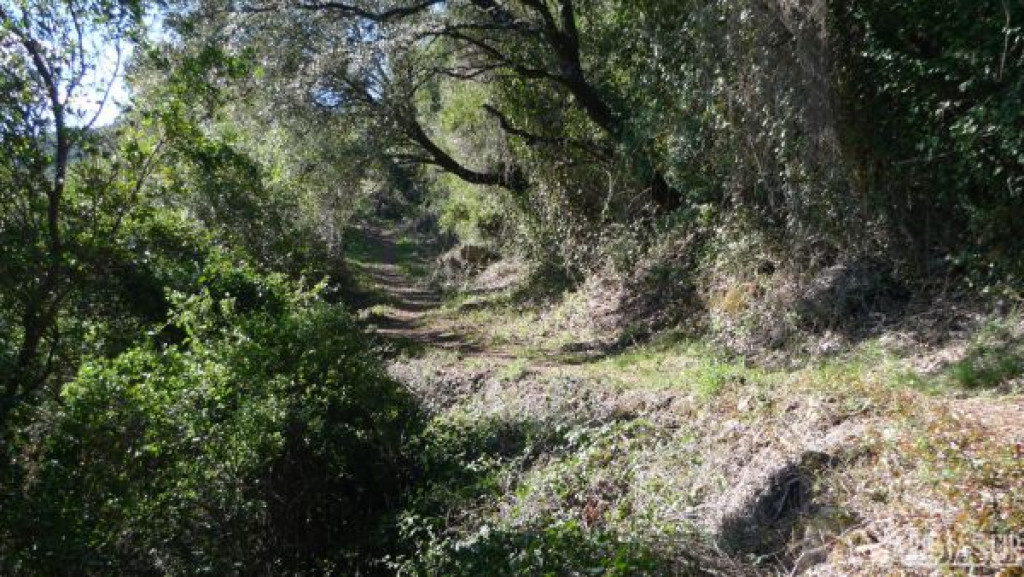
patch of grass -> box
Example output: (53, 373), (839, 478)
(395, 235), (431, 279)
(343, 227), (378, 265)
(691, 359), (744, 397)
(903, 315), (1024, 394)
(946, 339), (1024, 390)
(583, 339), (769, 397)
(838, 404), (1024, 571)
(439, 291), (517, 315)
(358, 303), (399, 319)
(496, 358), (529, 382)
(393, 518), (676, 576)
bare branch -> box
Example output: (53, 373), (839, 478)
(233, 0), (443, 22)
(483, 103), (611, 159)
(83, 41), (124, 130)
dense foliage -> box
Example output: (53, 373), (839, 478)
(3, 258), (418, 575)
(183, 0), (1022, 282)
(1, 2), (418, 574)
(834, 0), (1024, 275)
(1, 0), (1021, 574)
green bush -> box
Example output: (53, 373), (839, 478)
(399, 520), (666, 577)
(833, 0), (1024, 272)
(1, 266), (420, 576)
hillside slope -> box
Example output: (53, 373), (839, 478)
(352, 226), (1024, 575)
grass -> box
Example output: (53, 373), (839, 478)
(899, 315), (1024, 395)
(395, 236), (431, 279)
(415, 272), (962, 408)
(358, 303), (400, 319)
(579, 341), (767, 397)
(342, 226), (379, 266)
(945, 329), (1024, 390)
(391, 310), (1023, 574)
(361, 229), (1024, 574)
(496, 358), (529, 382)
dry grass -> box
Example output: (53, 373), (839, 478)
(389, 299), (1023, 574)
(367, 244), (1024, 574)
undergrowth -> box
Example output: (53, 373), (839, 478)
(383, 264), (1024, 574)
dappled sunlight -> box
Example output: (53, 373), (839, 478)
(3, 0), (1022, 574)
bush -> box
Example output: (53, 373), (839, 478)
(1, 265), (420, 576)
(399, 520), (667, 577)
(833, 0), (1024, 273)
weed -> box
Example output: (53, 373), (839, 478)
(496, 358), (529, 382)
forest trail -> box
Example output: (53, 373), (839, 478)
(353, 225), (1024, 437)
(354, 225), (543, 364)
(349, 225), (1024, 575)
(353, 227), (492, 355)
(353, 228), (449, 343)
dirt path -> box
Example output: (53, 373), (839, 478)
(354, 226), (533, 364)
(350, 225), (1024, 575)
(355, 227), (1024, 432)
(354, 227), (483, 352)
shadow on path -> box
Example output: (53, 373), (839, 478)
(352, 227), (482, 353)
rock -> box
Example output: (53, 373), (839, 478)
(737, 395), (753, 413)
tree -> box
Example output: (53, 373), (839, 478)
(184, 0), (682, 213)
(0, 0), (145, 418)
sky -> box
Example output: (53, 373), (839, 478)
(72, 35), (133, 127)
(74, 12), (166, 128)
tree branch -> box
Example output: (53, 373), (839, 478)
(402, 116), (527, 191)
(482, 104), (611, 159)
(234, 0), (443, 21)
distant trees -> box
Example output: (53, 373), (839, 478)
(195, 0), (1023, 279)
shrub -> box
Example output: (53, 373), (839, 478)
(1, 266), (420, 576)
(832, 0), (1024, 273)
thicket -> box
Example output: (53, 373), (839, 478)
(2, 0), (1022, 574)
(2, 260), (419, 574)
(165, 0), (1021, 299)
(351, 0), (1024, 291)
(1, 3), (418, 573)
(399, 0), (1024, 337)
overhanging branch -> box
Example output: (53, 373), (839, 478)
(482, 104), (611, 159)
(234, 0), (443, 21)
(403, 116), (527, 192)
